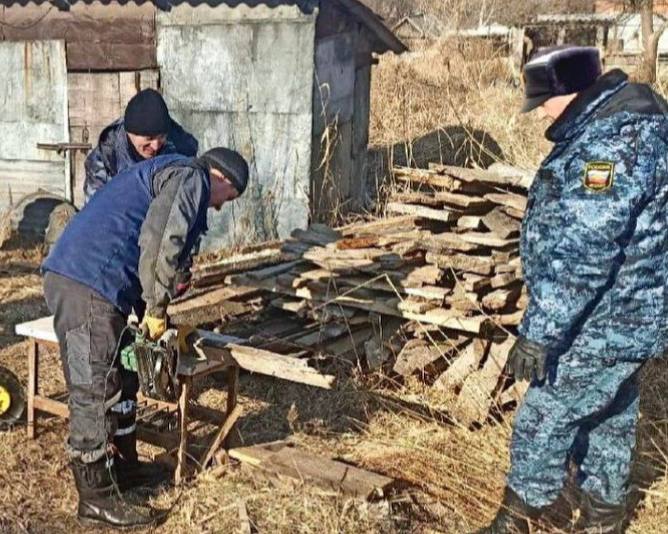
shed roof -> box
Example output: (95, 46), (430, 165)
(528, 13), (617, 25)
(3, 0), (407, 54)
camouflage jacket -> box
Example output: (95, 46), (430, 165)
(519, 69), (668, 361)
(83, 118), (198, 203)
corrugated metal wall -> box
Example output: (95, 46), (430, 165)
(0, 40), (69, 211)
(157, 4), (316, 250)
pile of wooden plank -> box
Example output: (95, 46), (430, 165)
(170, 164), (534, 425)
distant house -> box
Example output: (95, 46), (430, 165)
(524, 10), (668, 69)
(392, 13), (444, 43)
(0, 0), (406, 249)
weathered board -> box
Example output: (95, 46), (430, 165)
(0, 4), (157, 71)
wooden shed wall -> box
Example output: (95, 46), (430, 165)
(0, 4), (157, 71)
(311, 0), (373, 222)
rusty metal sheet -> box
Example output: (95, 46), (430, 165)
(157, 9), (316, 249)
(0, 40), (70, 210)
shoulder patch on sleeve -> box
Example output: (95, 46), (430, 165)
(583, 161), (614, 192)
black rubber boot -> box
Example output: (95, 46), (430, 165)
(114, 431), (170, 491)
(474, 487), (543, 534)
(71, 456), (159, 529)
(576, 492), (628, 534)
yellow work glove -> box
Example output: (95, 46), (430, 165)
(177, 324), (197, 354)
(141, 315), (167, 341)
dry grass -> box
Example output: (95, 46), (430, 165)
(2, 247), (668, 533)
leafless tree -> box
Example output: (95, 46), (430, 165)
(622, 0), (668, 82)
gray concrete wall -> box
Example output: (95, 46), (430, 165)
(0, 40), (69, 211)
(157, 4), (316, 249)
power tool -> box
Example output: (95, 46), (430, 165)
(0, 366), (25, 427)
(121, 328), (181, 403)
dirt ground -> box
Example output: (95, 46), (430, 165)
(2, 239), (668, 534)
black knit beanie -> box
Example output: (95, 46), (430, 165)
(124, 89), (171, 136)
(199, 148), (249, 196)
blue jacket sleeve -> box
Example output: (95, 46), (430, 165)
(519, 120), (654, 350)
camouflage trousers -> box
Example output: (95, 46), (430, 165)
(507, 348), (643, 508)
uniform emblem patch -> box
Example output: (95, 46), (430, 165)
(583, 161), (614, 191)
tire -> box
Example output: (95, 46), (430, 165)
(0, 366), (25, 428)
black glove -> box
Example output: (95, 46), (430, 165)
(506, 336), (548, 382)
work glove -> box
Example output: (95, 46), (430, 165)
(506, 336), (548, 382)
(140, 315), (167, 341)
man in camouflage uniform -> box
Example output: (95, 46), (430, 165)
(477, 46), (668, 533)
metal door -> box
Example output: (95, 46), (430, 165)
(0, 40), (69, 211)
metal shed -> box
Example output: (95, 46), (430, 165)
(0, 0), (406, 248)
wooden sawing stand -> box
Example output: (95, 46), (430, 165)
(16, 316), (242, 485)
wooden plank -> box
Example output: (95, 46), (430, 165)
(66, 42), (156, 71)
(200, 404), (243, 469)
(336, 236), (380, 249)
(460, 274), (491, 292)
(445, 286), (479, 312)
(482, 289), (517, 311)
(490, 272), (519, 289)
(339, 215), (418, 236)
(397, 297), (436, 314)
(394, 167), (459, 189)
(386, 202), (459, 223)
(484, 193), (527, 213)
(493, 310), (525, 326)
(229, 443), (395, 499)
(339, 276), (449, 301)
(457, 216), (484, 230)
(15, 316), (58, 343)
(393, 339), (461, 376)
(238, 500), (252, 534)
(459, 232), (519, 249)
(291, 227), (341, 246)
(424, 233), (481, 253)
(433, 339), (487, 392)
(390, 191), (442, 207)
(246, 260), (302, 281)
(194, 248), (284, 277)
(167, 286), (259, 317)
(322, 327), (375, 357)
(502, 206), (525, 220)
(426, 252), (495, 275)
(194, 332), (336, 389)
(452, 338), (513, 425)
(431, 164), (531, 188)
(482, 207), (521, 239)
(404, 265), (442, 285)
(433, 190), (494, 210)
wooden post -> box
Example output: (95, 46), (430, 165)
(175, 377), (191, 485)
(225, 367), (240, 449)
(27, 339), (38, 439)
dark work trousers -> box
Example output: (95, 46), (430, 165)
(43, 272), (139, 463)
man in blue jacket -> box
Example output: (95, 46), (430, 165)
(477, 46), (668, 533)
(43, 147), (248, 528)
(83, 88), (198, 202)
